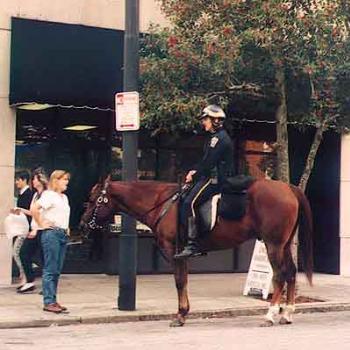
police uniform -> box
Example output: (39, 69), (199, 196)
(180, 127), (235, 224)
(175, 105), (235, 259)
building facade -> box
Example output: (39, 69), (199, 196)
(0, 0), (169, 284)
(0, 0), (348, 285)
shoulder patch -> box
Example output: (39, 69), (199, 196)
(210, 137), (219, 148)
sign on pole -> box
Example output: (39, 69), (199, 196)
(243, 240), (273, 300)
(115, 91), (140, 131)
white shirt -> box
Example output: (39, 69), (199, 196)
(30, 192), (40, 230)
(20, 185), (29, 195)
(36, 190), (70, 230)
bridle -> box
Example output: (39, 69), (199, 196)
(87, 180), (191, 231)
(87, 180), (110, 230)
(86, 180), (192, 261)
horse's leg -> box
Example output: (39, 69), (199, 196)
(261, 243), (286, 327)
(170, 258), (190, 327)
(279, 246), (297, 325)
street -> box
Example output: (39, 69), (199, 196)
(1, 311), (350, 350)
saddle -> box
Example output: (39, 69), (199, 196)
(197, 175), (256, 233)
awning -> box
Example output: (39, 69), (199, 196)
(10, 17), (124, 110)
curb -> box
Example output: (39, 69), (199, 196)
(2, 302), (350, 329)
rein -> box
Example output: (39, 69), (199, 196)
(139, 184), (191, 229)
(144, 184), (191, 262)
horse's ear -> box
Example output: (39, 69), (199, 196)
(102, 174), (111, 192)
(98, 174), (111, 184)
(97, 175), (105, 184)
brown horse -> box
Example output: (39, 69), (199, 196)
(80, 178), (313, 327)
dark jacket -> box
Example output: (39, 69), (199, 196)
(193, 128), (235, 185)
(17, 187), (34, 225)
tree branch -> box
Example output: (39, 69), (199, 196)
(204, 82), (266, 100)
(298, 120), (327, 192)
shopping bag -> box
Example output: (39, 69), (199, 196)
(3, 213), (29, 239)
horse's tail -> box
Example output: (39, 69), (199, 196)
(290, 185), (313, 286)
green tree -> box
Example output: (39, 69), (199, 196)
(140, 0), (350, 190)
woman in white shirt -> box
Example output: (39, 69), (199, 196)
(31, 170), (71, 314)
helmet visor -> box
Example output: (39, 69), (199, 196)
(197, 112), (209, 120)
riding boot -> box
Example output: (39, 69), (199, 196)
(174, 217), (203, 259)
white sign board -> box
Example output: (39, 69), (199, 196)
(243, 240), (273, 300)
(115, 91), (140, 131)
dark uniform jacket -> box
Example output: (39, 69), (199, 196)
(193, 128), (235, 186)
(17, 187), (34, 226)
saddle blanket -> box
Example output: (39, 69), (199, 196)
(197, 191), (248, 233)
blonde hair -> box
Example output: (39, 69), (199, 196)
(49, 170), (70, 192)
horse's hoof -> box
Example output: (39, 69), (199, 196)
(169, 318), (185, 327)
(260, 320), (274, 327)
(279, 317), (292, 325)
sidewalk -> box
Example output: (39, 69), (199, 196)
(1, 273), (350, 329)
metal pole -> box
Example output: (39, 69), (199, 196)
(118, 0), (139, 311)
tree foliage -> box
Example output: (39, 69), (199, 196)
(140, 0), (350, 135)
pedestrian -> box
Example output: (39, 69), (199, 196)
(11, 170), (33, 286)
(18, 168), (49, 293)
(31, 170), (71, 314)
(174, 105), (235, 259)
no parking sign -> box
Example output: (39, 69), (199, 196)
(115, 91), (140, 131)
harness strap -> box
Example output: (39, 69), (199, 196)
(145, 193), (179, 264)
(140, 191), (178, 218)
(141, 184), (191, 228)
(153, 192), (181, 229)
(151, 184), (192, 261)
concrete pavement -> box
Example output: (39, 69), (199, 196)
(1, 273), (350, 329)
(3, 311), (350, 350)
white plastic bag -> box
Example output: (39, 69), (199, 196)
(3, 213), (29, 239)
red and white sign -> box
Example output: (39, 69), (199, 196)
(115, 91), (140, 131)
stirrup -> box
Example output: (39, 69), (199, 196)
(174, 246), (205, 259)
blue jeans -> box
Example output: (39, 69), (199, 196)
(41, 228), (68, 305)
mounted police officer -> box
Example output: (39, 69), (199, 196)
(174, 104), (235, 259)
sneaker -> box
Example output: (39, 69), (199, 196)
(16, 284), (24, 291)
(17, 282), (35, 293)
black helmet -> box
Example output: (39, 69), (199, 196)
(198, 105), (226, 120)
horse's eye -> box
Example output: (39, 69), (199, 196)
(103, 198), (109, 204)
(97, 197), (103, 204)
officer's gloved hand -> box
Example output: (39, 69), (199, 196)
(185, 170), (197, 183)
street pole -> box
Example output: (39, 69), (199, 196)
(118, 0), (139, 311)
